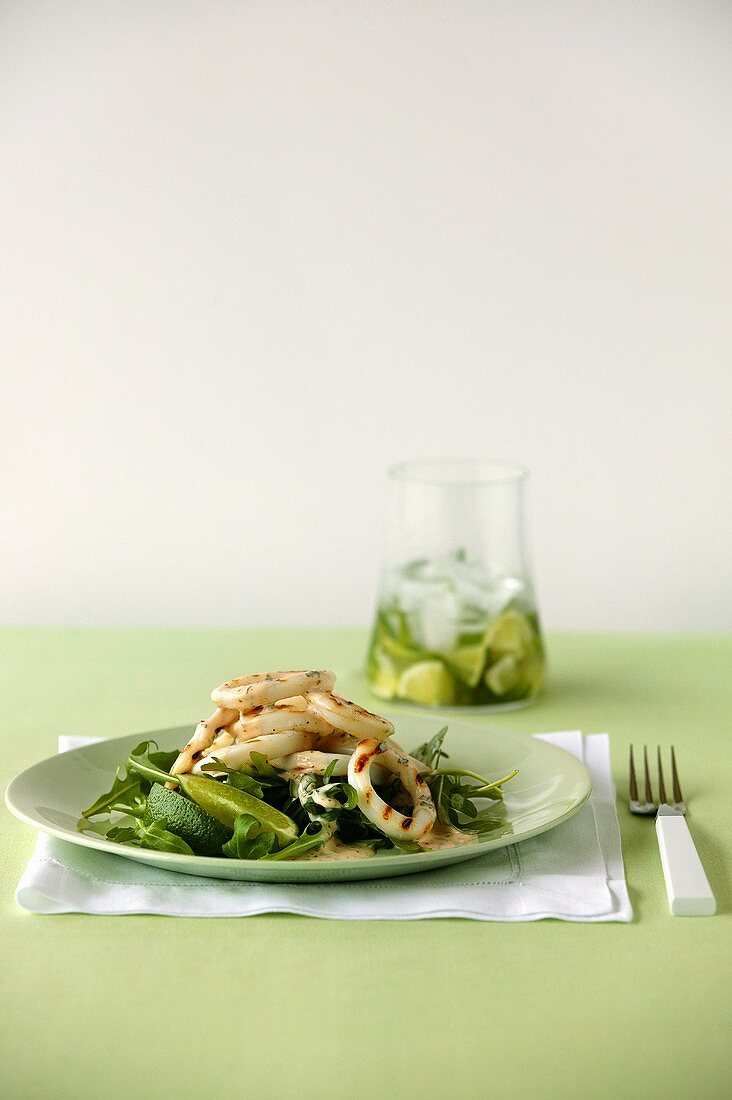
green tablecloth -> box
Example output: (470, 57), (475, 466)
(2, 630), (730, 1099)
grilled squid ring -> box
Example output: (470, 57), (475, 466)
(308, 692), (394, 741)
(234, 702), (334, 741)
(206, 723), (239, 755)
(211, 670), (336, 711)
(317, 729), (421, 772)
(192, 730), (318, 773)
(315, 730), (362, 755)
(202, 703), (330, 758)
(347, 738), (436, 842)
(169, 707), (239, 776)
(273, 695), (309, 712)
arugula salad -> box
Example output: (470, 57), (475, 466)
(80, 669), (517, 862)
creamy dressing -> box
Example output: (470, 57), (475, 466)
(299, 837), (376, 862)
(417, 822), (476, 852)
(297, 823), (475, 862)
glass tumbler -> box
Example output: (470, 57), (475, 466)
(365, 458), (546, 709)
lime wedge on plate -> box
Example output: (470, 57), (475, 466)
(146, 783), (231, 855)
(397, 661), (455, 706)
(179, 775), (298, 848)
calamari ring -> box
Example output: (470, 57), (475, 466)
(192, 730), (318, 773)
(211, 670), (336, 711)
(207, 723), (239, 754)
(308, 692), (394, 741)
(203, 704), (327, 755)
(169, 707), (239, 776)
(315, 730), (362, 755)
(273, 695), (309, 712)
(233, 703), (334, 742)
(278, 746), (392, 786)
(316, 728), (416, 763)
(347, 738), (436, 842)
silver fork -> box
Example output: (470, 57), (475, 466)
(629, 745), (715, 916)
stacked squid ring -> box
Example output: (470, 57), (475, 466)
(169, 669), (436, 843)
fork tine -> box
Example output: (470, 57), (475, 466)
(657, 746), (667, 804)
(671, 745), (684, 804)
(643, 745), (653, 804)
(629, 745), (639, 802)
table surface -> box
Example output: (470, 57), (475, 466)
(2, 629), (730, 1100)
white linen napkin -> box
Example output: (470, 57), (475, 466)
(15, 731), (632, 921)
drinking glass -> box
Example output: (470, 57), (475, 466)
(365, 458), (546, 709)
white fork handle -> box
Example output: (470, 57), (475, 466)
(655, 813), (716, 916)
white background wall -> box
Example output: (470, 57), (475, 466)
(2, 1), (731, 631)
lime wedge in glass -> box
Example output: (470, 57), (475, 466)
(369, 650), (398, 700)
(485, 609), (535, 659)
(397, 661), (455, 706)
(521, 653), (547, 695)
(444, 643), (488, 687)
(485, 653), (521, 696)
(378, 633), (426, 670)
(376, 607), (413, 645)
